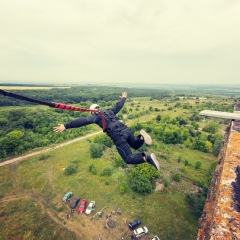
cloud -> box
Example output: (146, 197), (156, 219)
(0, 0), (240, 84)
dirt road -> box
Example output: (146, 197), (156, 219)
(0, 131), (102, 167)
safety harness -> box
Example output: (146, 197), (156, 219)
(0, 89), (106, 131)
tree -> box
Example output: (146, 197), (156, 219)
(186, 186), (208, 217)
(90, 143), (104, 158)
(156, 115), (161, 122)
(93, 135), (113, 148)
(212, 134), (223, 156)
(129, 163), (159, 195)
(130, 174), (153, 195)
(202, 122), (218, 134)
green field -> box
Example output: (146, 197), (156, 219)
(0, 93), (234, 240)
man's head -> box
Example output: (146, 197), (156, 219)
(89, 104), (100, 114)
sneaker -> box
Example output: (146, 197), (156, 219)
(140, 129), (152, 145)
(149, 153), (160, 171)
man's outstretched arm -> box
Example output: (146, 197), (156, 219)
(111, 92), (127, 114)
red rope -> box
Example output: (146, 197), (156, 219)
(54, 103), (106, 131)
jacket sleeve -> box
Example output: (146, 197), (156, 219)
(110, 97), (126, 114)
(64, 115), (97, 129)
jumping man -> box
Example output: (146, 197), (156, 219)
(53, 92), (160, 170)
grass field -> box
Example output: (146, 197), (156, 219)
(0, 96), (232, 240)
(0, 135), (199, 240)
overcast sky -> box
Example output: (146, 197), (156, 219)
(0, 0), (240, 85)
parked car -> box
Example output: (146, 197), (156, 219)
(78, 199), (87, 213)
(133, 226), (148, 239)
(70, 197), (80, 209)
(151, 236), (160, 240)
(85, 201), (95, 214)
(62, 191), (73, 203)
(128, 219), (141, 230)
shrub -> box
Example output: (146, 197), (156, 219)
(71, 158), (81, 164)
(202, 122), (218, 134)
(38, 153), (51, 161)
(119, 182), (127, 194)
(64, 163), (77, 175)
(195, 161), (202, 169)
(163, 177), (170, 187)
(90, 143), (104, 158)
(172, 173), (181, 182)
(93, 135), (113, 148)
(181, 166), (186, 173)
(130, 174), (153, 195)
(114, 156), (127, 168)
(131, 163), (160, 181)
(186, 186), (208, 217)
(88, 164), (97, 175)
(100, 167), (113, 177)
(212, 134), (223, 156)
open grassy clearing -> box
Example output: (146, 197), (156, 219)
(0, 136), (199, 240)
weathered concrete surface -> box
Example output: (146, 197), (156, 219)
(197, 105), (240, 240)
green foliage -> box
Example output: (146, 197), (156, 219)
(202, 122), (218, 134)
(212, 134), (224, 156)
(90, 143), (103, 158)
(180, 166), (186, 173)
(184, 160), (189, 166)
(64, 163), (77, 175)
(193, 137), (212, 153)
(38, 153), (51, 161)
(71, 158), (81, 164)
(177, 156), (181, 163)
(156, 114), (161, 122)
(186, 186), (208, 217)
(131, 163), (160, 180)
(130, 173), (153, 195)
(88, 164), (97, 175)
(100, 167), (113, 177)
(119, 182), (127, 194)
(194, 161), (202, 169)
(129, 163), (159, 195)
(121, 106), (128, 114)
(172, 173), (181, 182)
(163, 177), (170, 187)
(206, 161), (217, 186)
(114, 156), (127, 168)
(93, 134), (113, 148)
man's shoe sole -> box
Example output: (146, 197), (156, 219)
(150, 153), (160, 171)
(140, 129), (152, 145)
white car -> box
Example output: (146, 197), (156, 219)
(85, 201), (95, 214)
(152, 236), (160, 240)
(133, 226), (148, 239)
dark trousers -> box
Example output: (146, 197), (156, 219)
(109, 128), (146, 165)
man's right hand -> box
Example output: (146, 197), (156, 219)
(121, 92), (127, 98)
(53, 124), (66, 133)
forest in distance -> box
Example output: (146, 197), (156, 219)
(0, 84), (240, 239)
(0, 85), (239, 161)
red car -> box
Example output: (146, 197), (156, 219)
(78, 199), (87, 213)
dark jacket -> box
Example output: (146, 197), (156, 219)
(64, 97), (126, 131)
